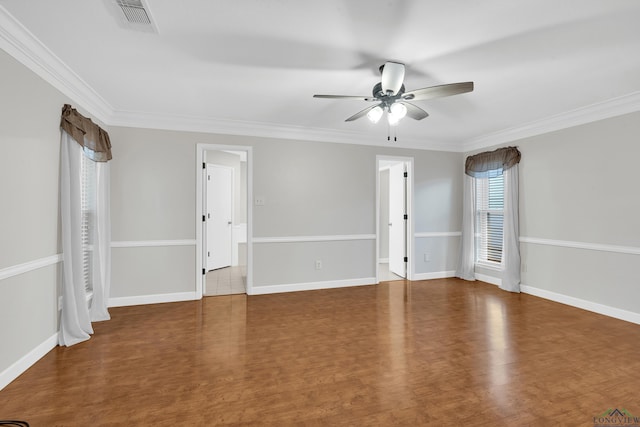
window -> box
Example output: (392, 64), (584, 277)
(81, 151), (96, 295)
(59, 104), (112, 345)
(475, 171), (504, 265)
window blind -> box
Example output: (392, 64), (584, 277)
(475, 173), (504, 264)
(81, 153), (96, 294)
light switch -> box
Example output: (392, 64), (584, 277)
(255, 196), (265, 206)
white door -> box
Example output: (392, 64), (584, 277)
(388, 163), (406, 278)
(206, 164), (233, 270)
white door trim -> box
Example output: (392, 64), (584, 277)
(376, 155), (414, 283)
(196, 144), (253, 298)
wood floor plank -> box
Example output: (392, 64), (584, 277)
(2, 278), (640, 426)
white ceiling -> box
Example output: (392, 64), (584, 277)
(1, 0), (640, 151)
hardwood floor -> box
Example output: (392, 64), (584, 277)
(2, 278), (640, 426)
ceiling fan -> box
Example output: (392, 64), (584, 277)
(313, 61), (474, 125)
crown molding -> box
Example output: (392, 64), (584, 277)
(463, 91), (640, 152)
(0, 6), (114, 124)
(109, 109), (460, 152)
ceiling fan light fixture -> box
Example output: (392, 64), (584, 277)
(367, 106), (383, 123)
(388, 102), (407, 125)
(313, 62), (474, 132)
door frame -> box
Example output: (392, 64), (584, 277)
(376, 155), (414, 283)
(196, 144), (253, 298)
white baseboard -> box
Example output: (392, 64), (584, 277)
(475, 273), (501, 286)
(520, 284), (640, 325)
(108, 292), (198, 307)
(0, 333), (58, 391)
(249, 277), (376, 295)
(413, 270), (456, 281)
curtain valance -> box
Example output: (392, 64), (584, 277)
(60, 104), (112, 162)
(465, 146), (520, 178)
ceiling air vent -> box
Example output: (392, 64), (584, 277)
(108, 0), (158, 33)
(117, 0), (151, 24)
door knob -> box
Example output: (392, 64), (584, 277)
(228, 221), (232, 225)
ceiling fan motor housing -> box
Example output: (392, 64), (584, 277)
(372, 82), (405, 108)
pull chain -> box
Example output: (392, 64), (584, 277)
(385, 119), (399, 142)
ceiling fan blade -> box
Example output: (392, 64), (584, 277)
(403, 81), (474, 101)
(381, 62), (405, 95)
(313, 94), (376, 101)
(345, 104), (379, 122)
(401, 102), (429, 120)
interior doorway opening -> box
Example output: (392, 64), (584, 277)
(376, 156), (414, 283)
(196, 144), (253, 298)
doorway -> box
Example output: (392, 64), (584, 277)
(196, 144), (253, 298)
(377, 156), (413, 283)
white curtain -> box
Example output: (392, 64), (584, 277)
(501, 164), (521, 292)
(456, 174), (476, 281)
(90, 160), (111, 320)
(59, 131), (111, 346)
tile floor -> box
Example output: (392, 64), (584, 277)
(378, 262), (404, 281)
(204, 265), (246, 296)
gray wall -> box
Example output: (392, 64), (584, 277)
(467, 111), (640, 315)
(107, 127), (463, 294)
(252, 139), (374, 237)
(519, 112), (640, 313)
(0, 48), (70, 375)
(379, 168), (390, 260)
(108, 127), (197, 299)
(413, 149), (463, 276)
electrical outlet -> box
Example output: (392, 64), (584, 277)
(315, 260), (322, 270)
(254, 196), (265, 206)
(424, 252), (431, 262)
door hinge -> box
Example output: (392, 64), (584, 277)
(404, 256), (408, 263)
(202, 268), (206, 275)
(208, 251), (210, 257)
(404, 214), (408, 220)
(202, 162), (206, 169)
(202, 215), (206, 222)
(403, 172), (408, 178)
